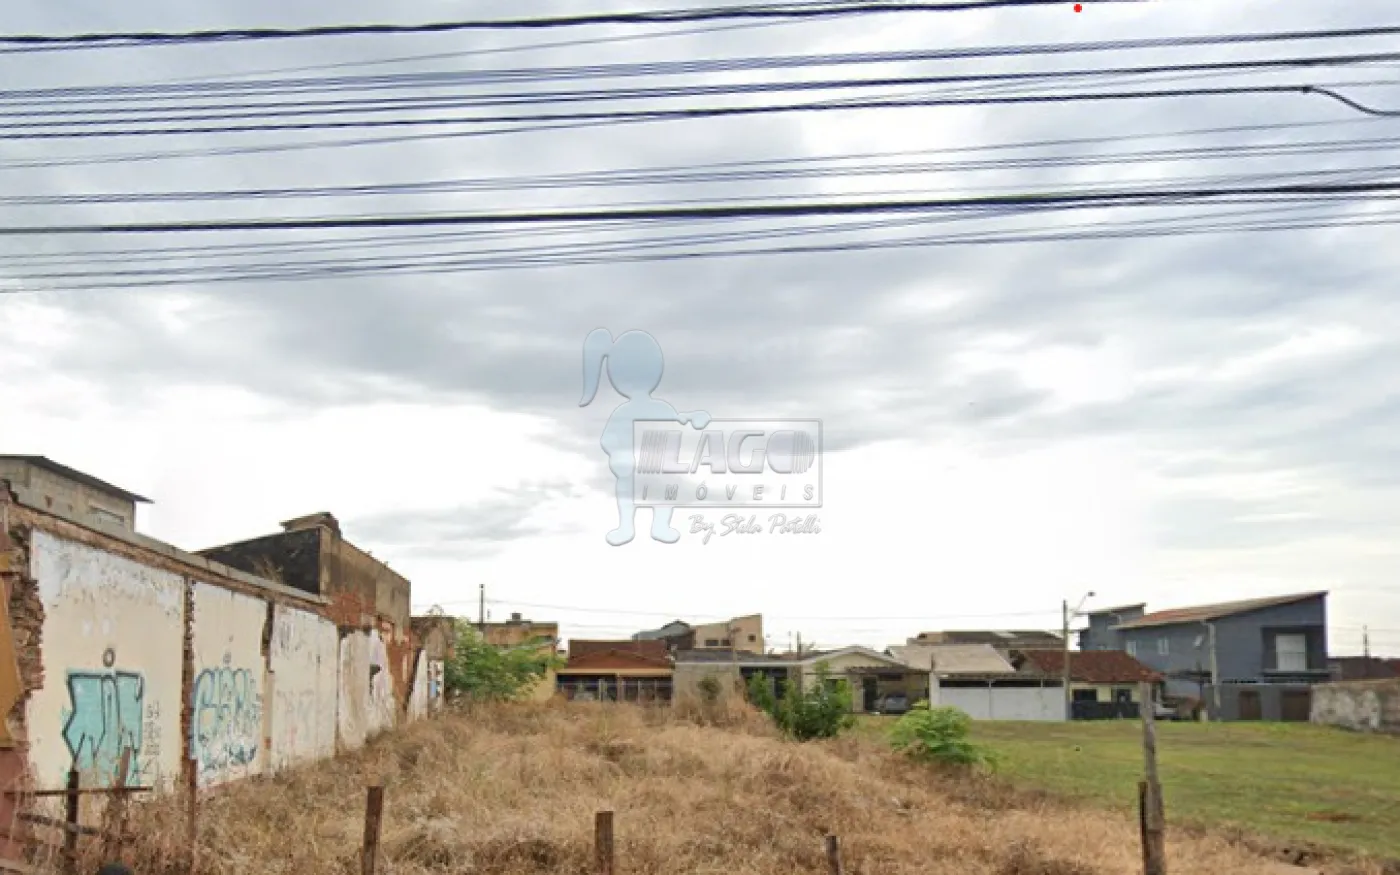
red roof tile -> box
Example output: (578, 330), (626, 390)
(1014, 649), (1163, 684)
(568, 639), (668, 660)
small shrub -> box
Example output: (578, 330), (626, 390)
(748, 663), (856, 741)
(889, 702), (997, 768)
(697, 674), (722, 704)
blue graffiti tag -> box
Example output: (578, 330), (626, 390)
(190, 664), (261, 778)
(61, 671), (144, 787)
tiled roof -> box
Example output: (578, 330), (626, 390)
(673, 648), (785, 665)
(1082, 603), (1146, 617)
(1013, 649), (1163, 684)
(911, 630), (1063, 647)
(568, 639), (669, 660)
(1111, 592), (1327, 630)
(563, 649), (672, 670)
(891, 644), (1016, 674)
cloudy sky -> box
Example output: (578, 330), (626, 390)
(2, 0), (1397, 655)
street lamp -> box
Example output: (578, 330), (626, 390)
(1062, 591), (1095, 720)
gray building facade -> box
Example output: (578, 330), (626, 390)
(1078, 592), (1329, 719)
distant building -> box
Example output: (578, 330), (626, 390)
(1329, 656), (1400, 681)
(0, 455), (150, 531)
(908, 630), (1063, 653)
(634, 614), (764, 653)
(1081, 591), (1330, 721)
(481, 613), (559, 702)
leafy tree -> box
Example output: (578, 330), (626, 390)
(888, 702), (997, 768)
(747, 663), (855, 741)
(442, 620), (561, 702)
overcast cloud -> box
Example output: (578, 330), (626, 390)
(2, 0), (1397, 653)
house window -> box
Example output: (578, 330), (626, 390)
(748, 634), (757, 643)
(1274, 633), (1308, 672)
(1126, 640), (1138, 657)
(1112, 688), (1133, 703)
(1072, 689), (1097, 702)
(1157, 638), (1170, 656)
(704, 639), (720, 647)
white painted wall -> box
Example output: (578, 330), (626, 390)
(268, 605), (338, 770)
(26, 531), (185, 790)
(938, 685), (1065, 722)
(408, 654), (428, 721)
(337, 631), (395, 749)
(190, 583), (268, 787)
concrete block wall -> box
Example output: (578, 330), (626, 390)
(3, 492), (433, 803)
(1311, 679), (1400, 734)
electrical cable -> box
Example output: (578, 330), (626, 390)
(4, 179), (1396, 236)
(8, 52), (1398, 125)
(5, 83), (1395, 140)
(0, 0), (1161, 51)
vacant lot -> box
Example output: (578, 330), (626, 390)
(44, 703), (1368, 875)
(865, 716), (1400, 861)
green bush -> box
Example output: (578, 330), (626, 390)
(443, 620), (561, 702)
(888, 702), (997, 768)
(747, 663), (856, 741)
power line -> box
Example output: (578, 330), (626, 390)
(6, 83), (1393, 140)
(11, 52), (1398, 125)
(5, 179), (1396, 236)
(478, 597), (1061, 622)
(15, 25), (1400, 103)
(5, 107), (1388, 172)
(0, 1), (1157, 50)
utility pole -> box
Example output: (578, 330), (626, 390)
(478, 583), (485, 631)
(1062, 600), (1073, 721)
(796, 631), (803, 656)
(1207, 622), (1221, 716)
(1363, 626), (1372, 679)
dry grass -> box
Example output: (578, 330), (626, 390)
(35, 702), (1388, 875)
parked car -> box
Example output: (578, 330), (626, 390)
(875, 693), (911, 715)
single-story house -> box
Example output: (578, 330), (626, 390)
(555, 639), (673, 702)
(1009, 648), (1163, 719)
(795, 646), (928, 712)
(909, 629), (1063, 653)
(909, 643), (1067, 721)
(672, 649), (796, 707)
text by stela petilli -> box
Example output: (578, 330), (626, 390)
(687, 513), (821, 544)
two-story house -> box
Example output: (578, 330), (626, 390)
(1079, 592), (1329, 721)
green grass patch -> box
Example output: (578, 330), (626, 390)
(861, 715), (1400, 860)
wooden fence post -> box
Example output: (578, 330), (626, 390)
(594, 810), (614, 875)
(102, 749), (134, 861)
(825, 833), (844, 875)
(61, 769), (79, 875)
(1139, 682), (1167, 875)
(361, 784), (385, 875)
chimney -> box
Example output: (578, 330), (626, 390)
(280, 512), (342, 537)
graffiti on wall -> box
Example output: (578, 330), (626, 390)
(58, 647), (156, 786)
(190, 654), (262, 779)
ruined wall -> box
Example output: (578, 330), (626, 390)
(197, 528), (323, 599)
(1312, 679), (1400, 734)
(268, 605), (338, 771)
(26, 530), (184, 790)
(408, 653), (428, 721)
(189, 583), (267, 787)
(336, 630), (395, 750)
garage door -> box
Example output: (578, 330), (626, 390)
(939, 686), (1064, 721)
